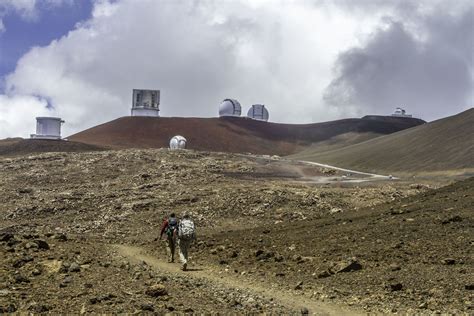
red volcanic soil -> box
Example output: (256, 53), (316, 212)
(67, 116), (424, 155)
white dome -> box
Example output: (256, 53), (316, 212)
(247, 104), (269, 121)
(169, 135), (187, 150)
(219, 99), (241, 117)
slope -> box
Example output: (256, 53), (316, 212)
(0, 139), (104, 157)
(67, 115), (424, 156)
(290, 108), (473, 172)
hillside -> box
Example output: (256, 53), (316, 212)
(67, 115), (424, 156)
(289, 108), (474, 173)
(1, 148), (471, 314)
(0, 139), (104, 157)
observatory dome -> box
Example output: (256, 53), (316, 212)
(169, 135), (187, 150)
(219, 99), (241, 117)
(247, 104), (269, 122)
(391, 107), (412, 118)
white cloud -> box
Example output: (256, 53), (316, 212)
(0, 94), (52, 138)
(0, 0), (72, 31)
(323, 3), (474, 119)
(2, 0), (383, 138)
(0, 0), (472, 139)
(0, 0), (37, 25)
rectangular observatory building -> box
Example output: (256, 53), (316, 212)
(131, 89), (160, 117)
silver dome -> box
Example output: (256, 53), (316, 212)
(247, 104), (269, 122)
(169, 135), (187, 150)
(219, 99), (241, 117)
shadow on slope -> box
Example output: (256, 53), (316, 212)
(289, 108), (473, 173)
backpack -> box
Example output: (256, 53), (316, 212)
(178, 219), (195, 240)
(166, 217), (178, 237)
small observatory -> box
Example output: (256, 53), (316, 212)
(391, 107), (412, 118)
(169, 135), (187, 150)
(30, 117), (65, 140)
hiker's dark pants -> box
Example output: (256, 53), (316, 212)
(166, 236), (176, 262)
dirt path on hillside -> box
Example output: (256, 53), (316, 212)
(299, 160), (392, 178)
(114, 244), (362, 316)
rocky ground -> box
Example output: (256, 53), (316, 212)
(0, 149), (472, 314)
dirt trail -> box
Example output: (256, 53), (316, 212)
(114, 244), (362, 316)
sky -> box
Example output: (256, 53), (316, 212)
(0, 0), (472, 138)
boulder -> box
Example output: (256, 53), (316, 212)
(331, 259), (363, 273)
(27, 303), (50, 313)
(35, 239), (50, 250)
(387, 283), (403, 292)
(145, 284), (168, 297)
(0, 233), (14, 242)
(140, 303), (154, 311)
(294, 281), (303, 290)
(59, 262), (71, 273)
(317, 270), (333, 278)
(69, 262), (81, 272)
(12, 256), (33, 268)
(441, 258), (456, 265)
(389, 263), (401, 271)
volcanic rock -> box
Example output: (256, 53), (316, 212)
(331, 259), (363, 273)
(389, 263), (401, 271)
(69, 262), (81, 272)
(59, 262), (71, 273)
(317, 270), (333, 279)
(441, 258), (456, 265)
(441, 215), (462, 224)
(145, 284), (168, 297)
(28, 303), (50, 313)
(0, 233), (14, 242)
(140, 303), (154, 311)
(35, 239), (50, 250)
(0, 304), (17, 313)
(387, 283), (403, 292)
(12, 256), (33, 268)
(14, 274), (30, 283)
(294, 281), (303, 290)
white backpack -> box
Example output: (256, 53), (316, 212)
(179, 219), (195, 240)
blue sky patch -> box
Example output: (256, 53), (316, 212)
(0, 1), (93, 90)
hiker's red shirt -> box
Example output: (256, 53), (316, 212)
(160, 219), (169, 238)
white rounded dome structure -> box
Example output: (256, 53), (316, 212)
(219, 99), (241, 117)
(247, 104), (269, 121)
(169, 135), (187, 150)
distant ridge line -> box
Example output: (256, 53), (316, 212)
(67, 115), (424, 156)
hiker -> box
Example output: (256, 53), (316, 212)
(160, 213), (179, 263)
(178, 212), (196, 271)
